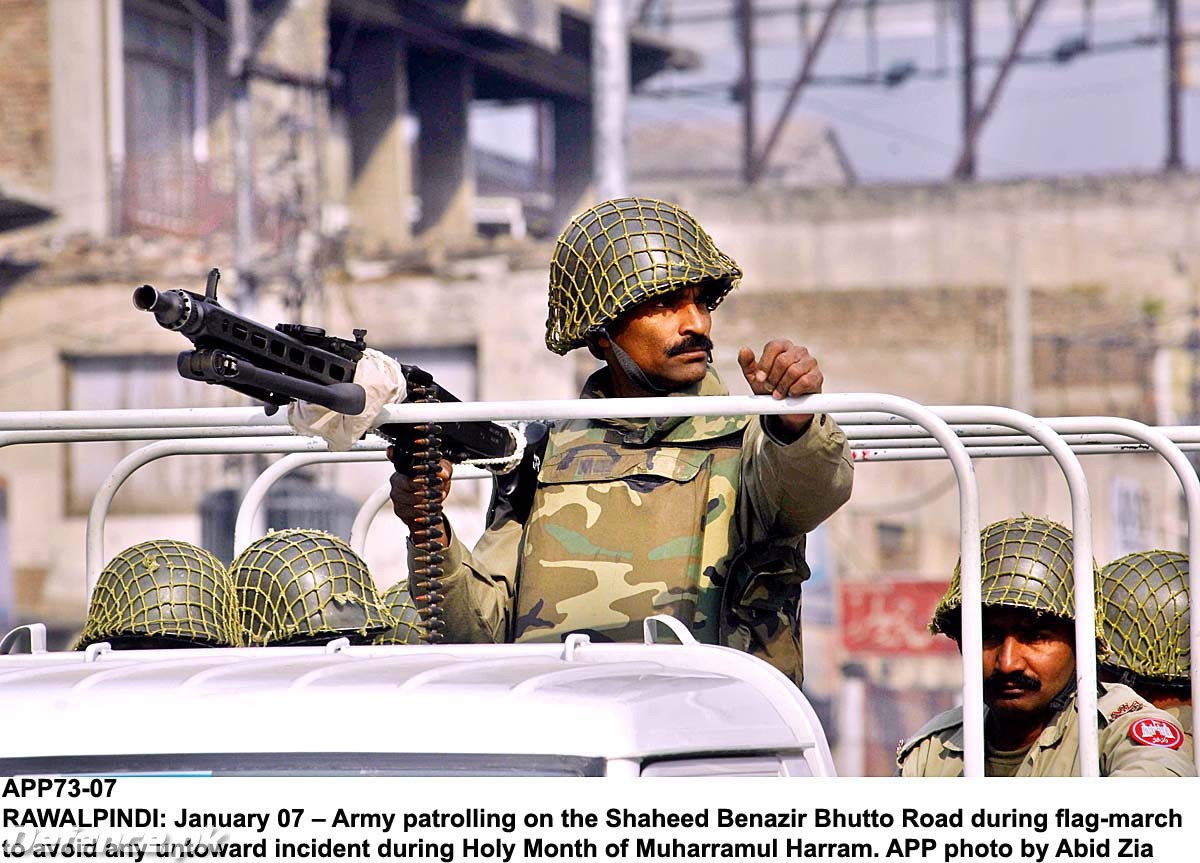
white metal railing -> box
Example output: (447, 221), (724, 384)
(84, 436), (373, 590)
(838, 414), (1200, 772)
(18, 398), (1197, 775)
(73, 394), (983, 773)
(231, 449), (386, 556)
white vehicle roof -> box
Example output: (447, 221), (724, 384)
(0, 635), (833, 777)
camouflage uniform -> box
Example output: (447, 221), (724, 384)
(896, 683), (1194, 776)
(429, 366), (853, 686)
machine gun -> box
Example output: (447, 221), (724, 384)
(132, 268), (517, 471)
(135, 268), (521, 644)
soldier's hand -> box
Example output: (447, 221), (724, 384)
(738, 340), (823, 437)
(388, 448), (453, 545)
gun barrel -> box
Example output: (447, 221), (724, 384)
(133, 285), (190, 330)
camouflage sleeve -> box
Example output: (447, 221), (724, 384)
(742, 412), (854, 538)
(406, 518), (522, 643)
(1100, 707), (1196, 776)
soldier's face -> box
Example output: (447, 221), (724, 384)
(979, 607), (1076, 720)
(607, 285), (713, 391)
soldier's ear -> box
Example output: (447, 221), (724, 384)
(585, 334), (609, 359)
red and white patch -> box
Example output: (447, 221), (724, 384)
(1128, 717), (1185, 750)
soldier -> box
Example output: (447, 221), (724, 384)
(232, 528), (393, 646)
(897, 516), (1194, 776)
(77, 539), (242, 649)
(391, 196), (853, 685)
(1097, 550), (1191, 740)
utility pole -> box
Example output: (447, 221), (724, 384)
(738, 0), (756, 185)
(593, 0), (629, 201)
(1166, 0), (1184, 171)
(228, 0), (257, 315)
(957, 0), (976, 180)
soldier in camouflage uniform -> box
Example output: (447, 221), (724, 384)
(391, 197), (853, 685)
(1097, 550), (1192, 743)
(897, 516), (1193, 776)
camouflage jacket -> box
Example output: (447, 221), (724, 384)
(896, 683), (1195, 776)
(429, 367), (853, 685)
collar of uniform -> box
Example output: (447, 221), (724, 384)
(576, 366), (749, 445)
(941, 693), (1079, 754)
(1030, 692), (1078, 751)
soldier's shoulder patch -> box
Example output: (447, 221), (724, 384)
(1128, 716), (1185, 750)
(1108, 701), (1145, 721)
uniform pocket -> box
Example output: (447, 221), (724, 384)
(512, 445), (716, 644)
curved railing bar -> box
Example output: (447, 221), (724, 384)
(0, 426), (291, 448)
(351, 483), (395, 556)
(930, 407), (1097, 777)
(1046, 417), (1200, 772)
(836, 418), (1200, 444)
(850, 443), (1191, 462)
(0, 407), (287, 431)
(85, 436), (381, 591)
(844, 432), (1197, 450)
(838, 413), (1198, 772)
(374, 393), (984, 775)
(232, 450), (387, 555)
(79, 394), (983, 772)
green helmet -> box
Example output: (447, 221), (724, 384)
(931, 516), (1075, 638)
(1098, 551), (1190, 686)
(372, 580), (424, 645)
(545, 197), (742, 355)
(231, 529), (391, 646)
(77, 539), (242, 649)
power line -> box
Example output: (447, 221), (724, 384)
(637, 32), (1170, 98)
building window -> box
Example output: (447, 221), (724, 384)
(876, 521), (918, 574)
(122, 3), (221, 236)
(64, 353), (238, 516)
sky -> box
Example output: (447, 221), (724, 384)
(631, 0), (1200, 182)
(473, 0), (1200, 183)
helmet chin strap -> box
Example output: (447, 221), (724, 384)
(1047, 673), (1079, 713)
(597, 326), (672, 395)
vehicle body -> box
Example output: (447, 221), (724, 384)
(0, 624), (834, 778)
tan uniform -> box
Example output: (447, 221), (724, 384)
(897, 683), (1195, 776)
(423, 367), (853, 686)
(1165, 703), (1193, 748)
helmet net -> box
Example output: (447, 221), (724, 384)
(545, 197), (742, 354)
(232, 529), (390, 646)
(1098, 550), (1190, 683)
(931, 516), (1076, 636)
(373, 580), (423, 645)
(77, 539), (242, 649)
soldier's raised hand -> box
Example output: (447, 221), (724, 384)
(738, 340), (823, 437)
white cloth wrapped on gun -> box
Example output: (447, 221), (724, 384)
(288, 349), (406, 451)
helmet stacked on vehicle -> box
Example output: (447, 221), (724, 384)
(231, 528), (393, 646)
(77, 539), (242, 649)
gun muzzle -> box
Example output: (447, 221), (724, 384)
(133, 285), (195, 331)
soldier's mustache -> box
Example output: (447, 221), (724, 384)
(666, 335), (714, 357)
(985, 672), (1041, 693)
